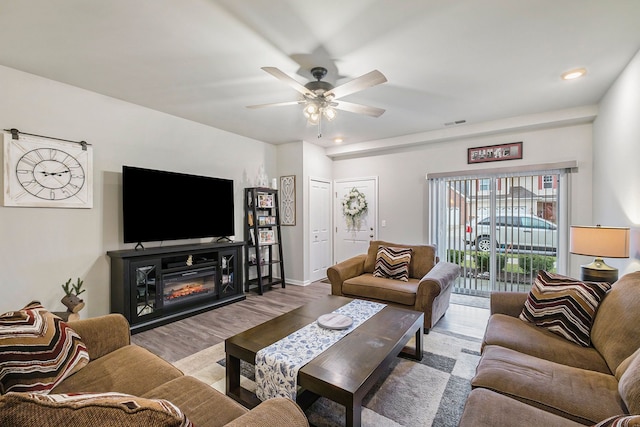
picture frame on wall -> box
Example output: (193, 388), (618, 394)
(467, 141), (523, 164)
(280, 175), (296, 226)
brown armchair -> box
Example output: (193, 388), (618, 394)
(327, 241), (460, 332)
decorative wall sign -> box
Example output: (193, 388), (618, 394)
(3, 132), (93, 208)
(467, 141), (522, 164)
(280, 175), (296, 226)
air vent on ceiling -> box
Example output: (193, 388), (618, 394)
(444, 119), (467, 126)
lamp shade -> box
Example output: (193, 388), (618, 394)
(569, 225), (630, 258)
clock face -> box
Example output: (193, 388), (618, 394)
(3, 133), (93, 208)
(16, 148), (86, 200)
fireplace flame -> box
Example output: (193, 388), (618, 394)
(166, 283), (209, 300)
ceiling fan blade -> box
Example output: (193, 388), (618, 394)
(246, 100), (304, 109)
(334, 101), (386, 118)
(261, 67), (316, 98)
(324, 70), (387, 100)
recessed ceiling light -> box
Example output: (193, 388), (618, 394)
(561, 68), (587, 80)
(334, 137), (343, 144)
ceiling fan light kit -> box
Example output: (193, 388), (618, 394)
(248, 66), (387, 138)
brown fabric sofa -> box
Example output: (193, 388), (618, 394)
(0, 313), (308, 427)
(460, 271), (640, 426)
(327, 240), (460, 331)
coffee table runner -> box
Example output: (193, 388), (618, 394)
(255, 299), (386, 401)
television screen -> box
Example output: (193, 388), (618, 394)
(122, 166), (234, 244)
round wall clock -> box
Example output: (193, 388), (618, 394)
(3, 132), (93, 208)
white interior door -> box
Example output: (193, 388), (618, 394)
(334, 177), (378, 264)
(309, 178), (331, 282)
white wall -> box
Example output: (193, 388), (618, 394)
(276, 142), (303, 284)
(275, 141), (333, 285)
(592, 48), (640, 276)
(0, 65), (276, 316)
(332, 123), (594, 277)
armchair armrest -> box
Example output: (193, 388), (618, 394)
(67, 313), (131, 361)
(416, 261), (460, 307)
(327, 254), (367, 296)
(490, 292), (528, 317)
(225, 397), (309, 427)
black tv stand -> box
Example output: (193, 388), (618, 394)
(134, 242), (145, 250)
(107, 242), (245, 333)
(215, 236), (233, 243)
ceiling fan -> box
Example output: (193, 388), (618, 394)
(247, 66), (387, 137)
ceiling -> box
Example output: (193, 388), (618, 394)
(1, 0), (639, 150)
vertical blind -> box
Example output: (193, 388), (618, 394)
(427, 162), (576, 296)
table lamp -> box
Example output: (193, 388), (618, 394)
(569, 225), (630, 283)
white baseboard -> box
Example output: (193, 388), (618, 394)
(284, 278), (312, 286)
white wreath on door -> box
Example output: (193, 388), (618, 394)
(342, 188), (368, 231)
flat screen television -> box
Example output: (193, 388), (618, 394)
(122, 166), (234, 244)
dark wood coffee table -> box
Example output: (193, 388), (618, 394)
(225, 295), (423, 427)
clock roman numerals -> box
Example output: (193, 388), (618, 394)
(14, 148), (86, 200)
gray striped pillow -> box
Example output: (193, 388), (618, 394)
(519, 271), (611, 347)
(373, 246), (412, 282)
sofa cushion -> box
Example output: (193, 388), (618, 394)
(591, 272), (640, 374)
(471, 345), (625, 424)
(594, 415), (640, 426)
(0, 302), (89, 394)
(372, 246), (412, 282)
(364, 241), (436, 279)
(51, 344), (183, 396)
(519, 271), (611, 347)
(142, 376), (247, 427)
(482, 314), (611, 373)
(459, 388), (585, 427)
(617, 347), (640, 415)
(343, 274), (418, 306)
(0, 391), (193, 426)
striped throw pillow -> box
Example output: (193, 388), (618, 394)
(0, 392), (193, 427)
(593, 415), (640, 427)
(0, 302), (89, 394)
(373, 246), (412, 282)
(519, 271), (611, 347)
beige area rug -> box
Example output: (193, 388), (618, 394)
(173, 330), (481, 427)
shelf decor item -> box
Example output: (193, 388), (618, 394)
(467, 141), (523, 164)
(259, 229), (275, 244)
(342, 187), (368, 231)
(257, 193), (274, 208)
(3, 129), (93, 208)
(280, 175), (296, 226)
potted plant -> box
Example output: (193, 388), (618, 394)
(61, 278), (86, 313)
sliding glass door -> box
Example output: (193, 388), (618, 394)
(429, 168), (570, 296)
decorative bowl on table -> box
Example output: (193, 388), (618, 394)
(317, 313), (353, 330)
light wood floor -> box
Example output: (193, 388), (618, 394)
(131, 281), (490, 363)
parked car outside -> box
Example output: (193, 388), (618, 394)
(465, 215), (557, 254)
